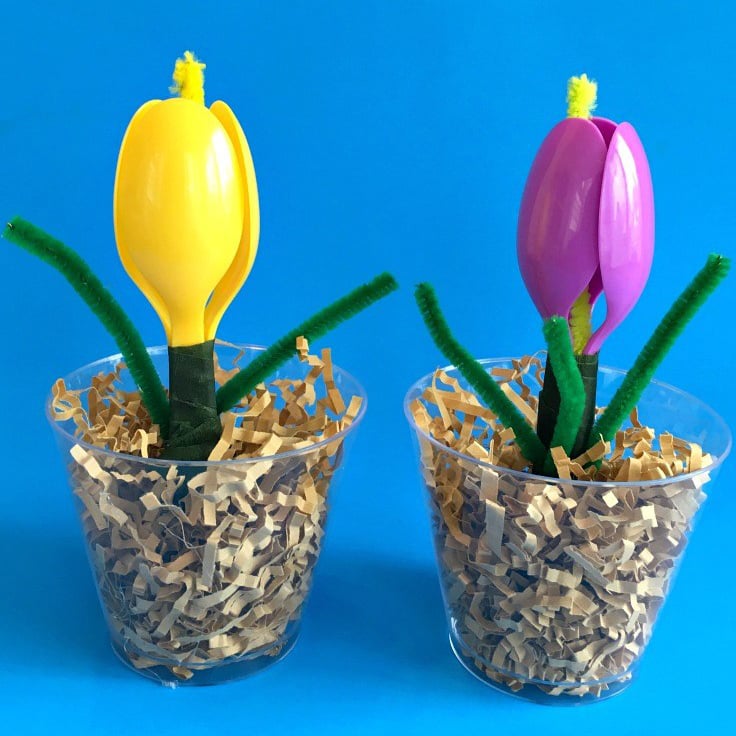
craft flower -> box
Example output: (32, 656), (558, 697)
(517, 74), (654, 355)
(113, 51), (260, 347)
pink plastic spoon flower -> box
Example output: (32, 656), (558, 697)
(517, 74), (654, 355)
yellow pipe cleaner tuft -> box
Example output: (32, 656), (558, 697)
(171, 50), (206, 105)
(566, 73), (598, 350)
(567, 73), (597, 119)
(569, 288), (593, 354)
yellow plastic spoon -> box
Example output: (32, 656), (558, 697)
(113, 51), (260, 347)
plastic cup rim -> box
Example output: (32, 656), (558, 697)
(46, 342), (368, 468)
(403, 356), (732, 489)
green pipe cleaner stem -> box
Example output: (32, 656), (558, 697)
(3, 217), (170, 435)
(540, 316), (585, 476)
(414, 282), (545, 467)
(589, 253), (730, 448)
(215, 271), (398, 414)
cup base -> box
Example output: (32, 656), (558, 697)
(449, 630), (633, 705)
(110, 625), (299, 687)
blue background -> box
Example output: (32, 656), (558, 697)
(1, 1), (734, 733)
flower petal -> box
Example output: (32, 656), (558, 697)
(204, 100), (260, 341)
(585, 122), (654, 354)
(113, 97), (243, 346)
(114, 100), (172, 340)
(517, 118), (607, 318)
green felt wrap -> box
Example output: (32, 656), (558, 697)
(537, 352), (599, 460)
(538, 318), (586, 476)
(162, 340), (222, 461)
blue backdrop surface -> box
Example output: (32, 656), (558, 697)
(1, 1), (734, 733)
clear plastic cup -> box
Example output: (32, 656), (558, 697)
(405, 359), (731, 704)
(48, 344), (366, 686)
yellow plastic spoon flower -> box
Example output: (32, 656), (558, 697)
(113, 51), (260, 347)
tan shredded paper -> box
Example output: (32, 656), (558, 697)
(411, 355), (713, 698)
(51, 340), (361, 680)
